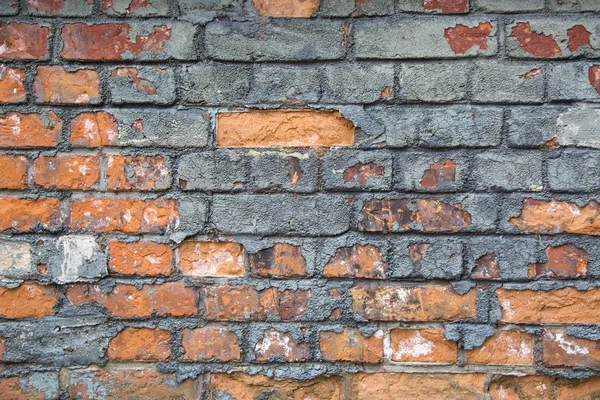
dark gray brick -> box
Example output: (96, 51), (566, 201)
(27, 0), (93, 15)
(317, 0), (392, 16)
(399, 62), (470, 102)
(177, 0), (242, 23)
(390, 237), (463, 280)
(394, 152), (467, 192)
(472, 62), (545, 103)
(507, 107), (562, 148)
(549, 0), (600, 12)
(0, 0), (18, 15)
(323, 63), (394, 104)
(548, 150), (600, 192)
(547, 63), (600, 102)
(475, 0), (545, 11)
(178, 150), (249, 191)
(555, 108), (600, 148)
(102, 0), (170, 16)
(250, 151), (318, 193)
(182, 63), (251, 105)
(472, 152), (543, 191)
(249, 65), (321, 104)
(322, 150), (392, 191)
(108, 66), (175, 105)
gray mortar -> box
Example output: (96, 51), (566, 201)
(444, 323), (497, 350)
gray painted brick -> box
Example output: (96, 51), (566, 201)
(556, 108), (600, 148)
(108, 66), (176, 105)
(475, 0), (545, 12)
(466, 236), (538, 281)
(249, 65), (321, 104)
(390, 237), (464, 280)
(27, 0), (94, 15)
(399, 62), (470, 102)
(394, 152), (467, 192)
(323, 63), (394, 104)
(0, 0), (18, 15)
(549, 0), (600, 12)
(322, 150), (392, 191)
(548, 150), (600, 192)
(102, 0), (171, 16)
(472, 152), (543, 191)
(547, 63), (600, 102)
(250, 151), (318, 193)
(318, 0), (392, 16)
(507, 107), (562, 148)
(178, 150), (249, 191)
(472, 62), (545, 103)
(183, 63), (251, 105)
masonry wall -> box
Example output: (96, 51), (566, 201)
(0, 0), (600, 398)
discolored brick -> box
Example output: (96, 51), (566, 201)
(107, 327), (171, 361)
(0, 67), (25, 103)
(467, 331), (533, 365)
(108, 241), (173, 276)
(323, 244), (387, 279)
(33, 66), (101, 104)
(388, 329), (457, 363)
(249, 243), (307, 278)
(182, 327), (241, 361)
(319, 328), (383, 363)
(178, 241), (245, 277)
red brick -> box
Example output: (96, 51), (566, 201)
(255, 329), (309, 362)
(542, 329), (600, 369)
(66, 282), (197, 318)
(70, 111), (118, 147)
(33, 155), (100, 190)
(528, 244), (588, 279)
(488, 375), (555, 400)
(444, 22), (493, 54)
(590, 65), (600, 95)
(249, 243), (307, 278)
(0, 155), (27, 189)
(471, 253), (500, 280)
(0, 67), (26, 103)
(388, 329), (456, 363)
(61, 23), (173, 61)
(105, 155), (170, 191)
(510, 22), (561, 58)
(423, 0), (469, 13)
(350, 284), (479, 321)
(511, 199), (600, 234)
(0, 23), (49, 60)
(70, 198), (178, 233)
(0, 197), (62, 232)
(253, 0), (318, 17)
(108, 241), (172, 276)
(320, 328), (383, 363)
(0, 283), (59, 318)
(343, 163), (386, 186)
(216, 110), (354, 148)
(107, 327), (171, 361)
(420, 160), (456, 190)
(567, 25), (591, 52)
(323, 244), (387, 279)
(178, 241), (244, 277)
(33, 66), (101, 104)
(467, 331), (533, 365)
(0, 112), (61, 148)
(0, 337), (4, 360)
(182, 327), (241, 361)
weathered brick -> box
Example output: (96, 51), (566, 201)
(0, 155), (27, 189)
(0, 67), (26, 103)
(102, 0), (170, 16)
(66, 282), (197, 318)
(107, 327), (171, 361)
(249, 65), (321, 104)
(105, 155), (171, 191)
(51, 235), (107, 283)
(182, 63), (250, 105)
(320, 328), (383, 363)
(254, 328), (309, 362)
(472, 62), (545, 103)
(506, 107), (561, 148)
(549, 0), (600, 11)
(556, 378), (600, 399)
(27, 0), (94, 15)
(108, 241), (173, 276)
(466, 236), (539, 281)
(547, 63), (600, 101)
(354, 19), (496, 59)
(318, 0), (392, 16)
(322, 63), (394, 103)
(0, 241), (33, 279)
(390, 237), (463, 279)
(399, 62), (470, 102)
(0, 112), (61, 148)
(395, 0), (469, 13)
(33, 66), (101, 105)
(249, 243), (307, 278)
(548, 150), (600, 191)
(182, 327), (241, 361)
(388, 329), (456, 363)
(543, 329), (600, 368)
(350, 284), (479, 321)
(70, 111), (118, 147)
(61, 22), (197, 61)
(466, 331), (533, 365)
(471, 152), (543, 191)
(178, 241), (244, 277)
(323, 150), (392, 191)
(0, 284), (59, 318)
(555, 108), (600, 148)
(178, 150), (248, 191)
(0, 23), (49, 60)
(0, 373), (59, 399)
(0, 0), (18, 15)
(33, 155), (100, 190)
(475, 0), (545, 12)
(249, 151), (318, 193)
(253, 0), (318, 17)
(394, 152), (466, 192)
(108, 66), (175, 104)
(0, 198), (63, 232)
(488, 375), (555, 400)
(323, 243), (387, 279)
(212, 194), (351, 235)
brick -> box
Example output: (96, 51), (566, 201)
(399, 62), (470, 102)
(354, 19), (496, 59)
(507, 107), (561, 148)
(254, 0), (318, 17)
(0, 198), (63, 232)
(177, 150), (248, 191)
(472, 62), (545, 103)
(182, 63), (250, 105)
(550, 0), (600, 11)
(369, 106), (503, 148)
(475, 0), (545, 11)
(203, 285), (310, 321)
(318, 0), (392, 16)
(556, 378), (600, 399)
(108, 67), (175, 104)
(249, 151), (318, 193)
(70, 198), (178, 233)
(212, 194), (351, 235)
(388, 329), (456, 363)
(27, 0), (94, 15)
(351, 284), (478, 321)
(0, 0), (18, 15)
(178, 0), (242, 17)
(390, 237), (463, 279)
(323, 150), (392, 191)
(529, 244), (588, 279)
(548, 150), (600, 191)
(51, 235), (107, 283)
(205, 20), (346, 61)
(108, 241), (173, 276)
(497, 287), (600, 323)
(0, 241), (33, 279)
(0, 284), (58, 318)
(0, 155), (27, 189)
(249, 65), (320, 104)
(0, 67), (26, 103)
(323, 243), (388, 279)
(488, 375), (555, 400)
(33, 155), (100, 190)
(70, 111), (118, 147)
(61, 22), (197, 61)
(66, 282), (197, 318)
(0, 112), (61, 148)
(182, 327), (241, 361)
(320, 328), (383, 363)
(105, 155), (171, 191)
(208, 373), (343, 400)
(254, 329), (309, 362)
(69, 369), (199, 400)
(397, 0), (469, 13)
(178, 241), (245, 277)
(466, 331), (533, 365)
(466, 236), (539, 281)
(102, 0), (170, 16)
(217, 110), (354, 148)
(249, 243), (307, 278)
(322, 63), (394, 103)
(0, 23), (49, 60)
(33, 66), (101, 105)
(555, 108), (600, 148)
(0, 373), (59, 400)
(547, 63), (600, 101)
(543, 329), (600, 368)
(107, 327), (170, 361)
(394, 152), (466, 192)
(472, 152), (543, 191)
(348, 373), (486, 400)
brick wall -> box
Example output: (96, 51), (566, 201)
(0, 0), (600, 398)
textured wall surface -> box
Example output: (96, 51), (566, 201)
(1, 0), (600, 398)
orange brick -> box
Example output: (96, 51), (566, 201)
(0, 337), (4, 360)
(249, 243), (307, 278)
(488, 375), (555, 400)
(319, 328), (383, 363)
(66, 282), (197, 318)
(556, 377), (600, 399)
(528, 244), (588, 279)
(255, 329), (309, 362)
(0, 283), (59, 318)
(182, 327), (241, 361)
(0, 155), (27, 189)
(33, 155), (99, 190)
(178, 241), (244, 277)
(388, 329), (456, 363)
(70, 111), (118, 147)
(108, 241), (172, 276)
(33, 66), (100, 104)
(105, 155), (170, 191)
(0, 67), (26, 103)
(0, 197), (62, 232)
(0, 112), (61, 148)
(467, 331), (533, 365)
(323, 244), (387, 279)
(107, 327), (171, 361)
(70, 198), (178, 233)
(0, 23), (49, 60)
(510, 199), (600, 234)
(216, 110), (354, 148)
(542, 329), (600, 369)
(0, 374), (59, 400)
(253, 0), (319, 17)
